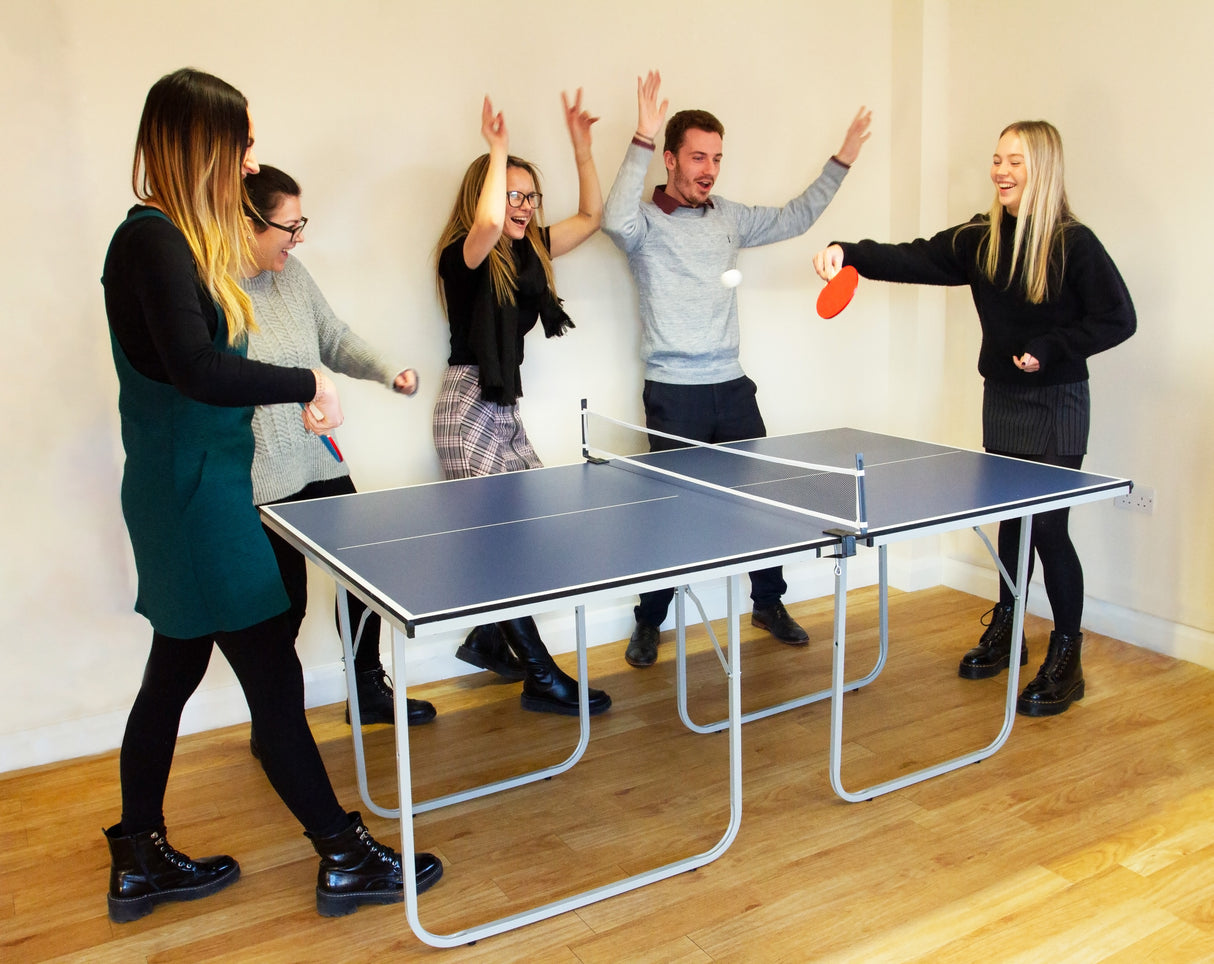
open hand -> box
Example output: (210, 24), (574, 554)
(835, 106), (873, 166)
(636, 70), (668, 142)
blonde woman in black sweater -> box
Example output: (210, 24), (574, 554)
(813, 120), (1135, 717)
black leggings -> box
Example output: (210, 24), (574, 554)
(118, 612), (346, 838)
(989, 449), (1085, 636)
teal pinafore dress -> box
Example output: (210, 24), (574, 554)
(106, 208), (288, 639)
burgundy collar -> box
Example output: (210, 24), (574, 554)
(652, 185), (714, 214)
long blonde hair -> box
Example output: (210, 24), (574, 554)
(133, 68), (257, 342)
(435, 153), (558, 311)
(976, 120), (1072, 304)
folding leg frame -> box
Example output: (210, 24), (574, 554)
(676, 546), (892, 734)
(337, 576), (746, 948)
(827, 517), (1034, 801)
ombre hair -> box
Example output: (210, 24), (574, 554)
(435, 153), (558, 310)
(132, 68), (257, 342)
(972, 120), (1073, 304)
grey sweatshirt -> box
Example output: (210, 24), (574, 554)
(243, 256), (400, 504)
(602, 141), (848, 384)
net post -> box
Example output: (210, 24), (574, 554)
(580, 398), (589, 459)
(855, 453), (868, 536)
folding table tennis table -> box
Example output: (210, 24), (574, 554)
(261, 414), (1129, 946)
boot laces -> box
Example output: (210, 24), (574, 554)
(362, 667), (394, 697)
(151, 830), (196, 871)
(354, 822), (401, 871)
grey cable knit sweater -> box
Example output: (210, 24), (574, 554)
(602, 141), (849, 384)
(243, 257), (400, 504)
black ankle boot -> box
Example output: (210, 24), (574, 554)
(1017, 631), (1084, 717)
(306, 812), (442, 917)
(455, 624), (526, 680)
(498, 617), (611, 716)
(343, 666), (437, 727)
(103, 823), (240, 923)
(958, 603), (1029, 679)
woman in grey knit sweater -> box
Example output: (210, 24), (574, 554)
(242, 165), (435, 730)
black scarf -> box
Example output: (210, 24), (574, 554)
(466, 236), (573, 404)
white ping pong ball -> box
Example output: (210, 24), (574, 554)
(721, 268), (743, 288)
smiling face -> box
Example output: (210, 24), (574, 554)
(251, 194), (304, 273)
(991, 131), (1028, 216)
(503, 165), (537, 240)
(663, 127), (723, 208)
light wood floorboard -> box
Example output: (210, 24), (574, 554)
(3, 587), (1213, 962)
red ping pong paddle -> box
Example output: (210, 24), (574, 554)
(816, 265), (859, 319)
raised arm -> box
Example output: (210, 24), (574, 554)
(462, 96), (510, 270)
(602, 70), (669, 251)
(548, 88), (603, 258)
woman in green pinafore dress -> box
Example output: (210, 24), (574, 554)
(100, 68), (440, 925)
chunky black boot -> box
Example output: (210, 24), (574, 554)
(343, 666), (437, 727)
(498, 617), (611, 716)
(958, 603), (1029, 679)
(1017, 631), (1085, 717)
(306, 811), (442, 917)
(456, 624), (526, 680)
(103, 823), (240, 923)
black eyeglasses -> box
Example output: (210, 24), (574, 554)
(264, 215), (308, 240)
(506, 191), (542, 209)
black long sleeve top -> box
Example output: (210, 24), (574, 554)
(838, 213), (1136, 386)
(103, 206), (315, 406)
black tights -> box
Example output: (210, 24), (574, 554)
(118, 612), (346, 838)
(989, 449), (1085, 636)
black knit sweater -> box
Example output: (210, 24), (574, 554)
(838, 213), (1136, 385)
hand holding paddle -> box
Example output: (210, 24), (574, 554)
(813, 245), (858, 319)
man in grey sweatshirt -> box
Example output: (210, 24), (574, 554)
(602, 70), (872, 668)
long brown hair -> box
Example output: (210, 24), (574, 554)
(133, 68), (257, 341)
(970, 120), (1073, 304)
(435, 153), (558, 311)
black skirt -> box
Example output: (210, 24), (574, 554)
(982, 379), (1090, 457)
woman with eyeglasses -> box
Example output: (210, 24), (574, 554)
(241, 165), (436, 734)
(101, 68), (440, 924)
(812, 120), (1135, 717)
(432, 91), (611, 716)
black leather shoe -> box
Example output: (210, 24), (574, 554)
(308, 812), (442, 917)
(344, 667), (437, 727)
(498, 617), (612, 716)
(751, 602), (809, 645)
(625, 621), (660, 668)
(959, 603), (1028, 679)
(414, 851), (443, 895)
(104, 824), (240, 923)
(455, 624), (526, 681)
(1017, 631), (1084, 717)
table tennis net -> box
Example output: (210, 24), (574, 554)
(582, 408), (868, 534)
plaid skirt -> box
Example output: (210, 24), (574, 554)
(432, 365), (543, 480)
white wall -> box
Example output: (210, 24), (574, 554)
(2, 0), (1209, 772)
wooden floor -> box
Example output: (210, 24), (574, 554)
(4, 587), (1214, 962)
